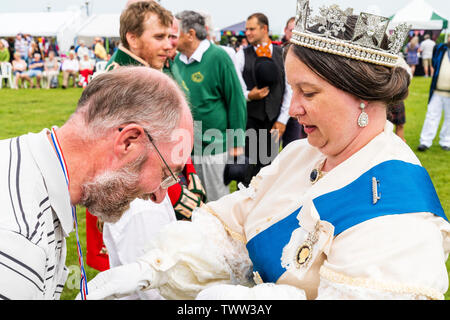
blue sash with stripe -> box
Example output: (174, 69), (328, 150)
(246, 160), (448, 283)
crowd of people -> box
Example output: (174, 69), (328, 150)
(0, 34), (117, 89)
(0, 0), (449, 302)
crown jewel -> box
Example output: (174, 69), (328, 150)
(291, 0), (411, 67)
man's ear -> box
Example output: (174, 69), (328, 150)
(114, 124), (146, 157)
(188, 28), (196, 41)
(126, 32), (138, 50)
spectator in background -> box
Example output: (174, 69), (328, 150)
(44, 37), (59, 57)
(6, 37), (15, 62)
(11, 52), (27, 89)
(94, 37), (107, 61)
(0, 40), (10, 87)
(61, 50), (79, 89)
(236, 12), (292, 183)
(419, 34), (436, 78)
(76, 40), (90, 60)
(0, 40), (10, 63)
(28, 41), (40, 60)
(14, 33), (28, 62)
(78, 53), (94, 88)
(281, 16), (295, 46)
(175, 10), (247, 201)
(418, 35), (450, 152)
(405, 36), (420, 76)
(109, 40), (118, 54)
(237, 38), (248, 52)
(21, 52), (44, 89)
(43, 50), (60, 89)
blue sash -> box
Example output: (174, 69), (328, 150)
(246, 160), (448, 283)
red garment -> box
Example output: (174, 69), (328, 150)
(79, 69), (93, 84)
(168, 157), (197, 206)
(85, 156), (197, 271)
(86, 210), (109, 271)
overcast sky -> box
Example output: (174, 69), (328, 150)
(1, 0), (449, 34)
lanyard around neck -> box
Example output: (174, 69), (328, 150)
(50, 127), (88, 300)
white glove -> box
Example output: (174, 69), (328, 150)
(76, 249), (171, 300)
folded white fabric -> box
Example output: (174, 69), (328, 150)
(79, 207), (253, 300)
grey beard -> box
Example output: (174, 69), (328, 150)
(80, 154), (148, 223)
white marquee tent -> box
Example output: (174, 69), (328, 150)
(389, 0), (448, 30)
(76, 14), (120, 39)
(0, 10), (87, 53)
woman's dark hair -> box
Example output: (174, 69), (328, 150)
(286, 15), (410, 106)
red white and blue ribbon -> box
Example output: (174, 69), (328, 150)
(50, 127), (88, 300)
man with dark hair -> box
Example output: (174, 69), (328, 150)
(175, 10), (247, 201)
(235, 12), (292, 181)
(106, 1), (172, 71)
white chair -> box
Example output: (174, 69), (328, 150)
(0, 62), (14, 89)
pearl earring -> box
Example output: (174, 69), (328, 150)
(358, 102), (369, 127)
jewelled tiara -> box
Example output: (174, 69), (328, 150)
(290, 0), (411, 67)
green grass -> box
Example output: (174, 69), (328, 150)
(0, 77), (448, 300)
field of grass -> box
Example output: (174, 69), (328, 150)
(0, 76), (448, 300)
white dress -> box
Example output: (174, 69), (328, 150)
(135, 121), (450, 300)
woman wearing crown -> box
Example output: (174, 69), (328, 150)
(82, 1), (450, 300)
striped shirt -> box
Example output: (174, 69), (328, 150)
(0, 129), (73, 299)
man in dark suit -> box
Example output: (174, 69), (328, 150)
(235, 13), (292, 182)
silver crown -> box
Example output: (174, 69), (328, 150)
(290, 0), (411, 67)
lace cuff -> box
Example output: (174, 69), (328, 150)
(143, 207), (253, 299)
(317, 266), (444, 300)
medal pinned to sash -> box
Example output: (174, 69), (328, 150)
(294, 221), (319, 269)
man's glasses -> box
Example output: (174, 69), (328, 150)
(119, 127), (180, 189)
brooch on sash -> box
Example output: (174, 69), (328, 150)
(295, 222), (319, 268)
(372, 177), (381, 204)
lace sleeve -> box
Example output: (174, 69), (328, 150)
(317, 270), (434, 300)
(143, 206), (254, 300)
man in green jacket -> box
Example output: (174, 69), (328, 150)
(106, 1), (171, 72)
(175, 10), (247, 201)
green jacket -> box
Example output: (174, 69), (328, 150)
(175, 44), (247, 155)
(105, 45), (148, 70)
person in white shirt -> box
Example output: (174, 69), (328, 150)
(78, 53), (94, 88)
(0, 66), (194, 299)
(76, 40), (90, 61)
(43, 50), (59, 89)
(61, 50), (79, 88)
(419, 34), (436, 77)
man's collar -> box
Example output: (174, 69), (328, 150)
(118, 44), (150, 67)
(179, 39), (210, 65)
(24, 128), (74, 236)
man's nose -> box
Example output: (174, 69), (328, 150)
(151, 187), (168, 204)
